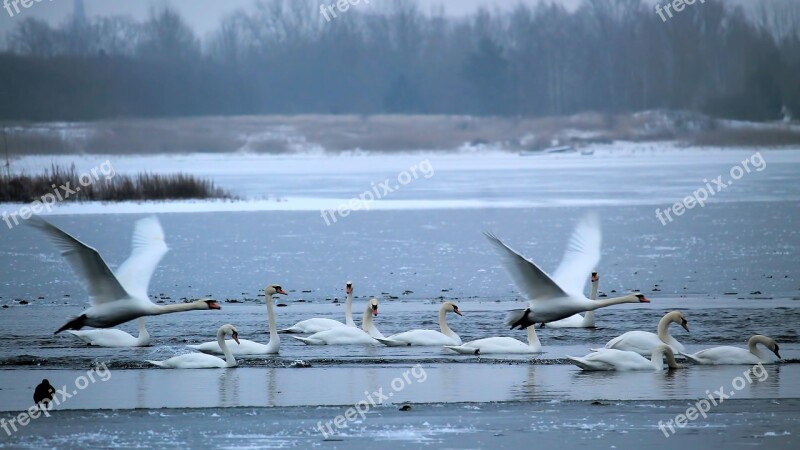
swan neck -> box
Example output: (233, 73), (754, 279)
(438, 307), (454, 337)
(590, 280), (598, 300)
(156, 302), (204, 314)
(526, 326), (541, 347)
(657, 314), (674, 341)
(748, 336), (767, 359)
(589, 294), (636, 310)
(137, 318), (149, 342)
(266, 294), (279, 344)
(345, 291), (355, 327)
(218, 329), (236, 367)
(362, 303), (375, 332)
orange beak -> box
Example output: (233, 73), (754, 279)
(208, 301), (221, 310)
(277, 288), (288, 295)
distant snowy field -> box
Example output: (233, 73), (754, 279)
(3, 143), (799, 216)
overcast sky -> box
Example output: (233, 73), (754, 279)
(0, 0), (583, 37)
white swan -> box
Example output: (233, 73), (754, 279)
(68, 318), (151, 347)
(148, 324), (240, 369)
(545, 272), (599, 328)
(444, 324), (541, 355)
(566, 345), (683, 371)
(278, 281), (355, 333)
(605, 310), (689, 355)
(376, 302), (462, 347)
(681, 335), (781, 365)
(28, 216), (221, 333)
(292, 298), (383, 345)
(189, 285), (286, 355)
(485, 214), (650, 328)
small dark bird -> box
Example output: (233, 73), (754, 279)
(33, 379), (55, 406)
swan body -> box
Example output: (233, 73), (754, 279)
(28, 216), (221, 333)
(546, 272), (599, 329)
(377, 302), (462, 347)
(148, 324), (240, 369)
(605, 311), (689, 355)
(278, 282), (355, 333)
(444, 325), (541, 354)
(681, 335), (781, 365)
(485, 215), (650, 329)
(293, 298), (383, 345)
(68, 318), (150, 347)
(189, 285), (286, 355)
(567, 345), (683, 371)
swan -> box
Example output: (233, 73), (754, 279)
(485, 214), (650, 329)
(444, 324), (541, 355)
(189, 285), (287, 355)
(605, 310), (689, 355)
(566, 345), (683, 371)
(376, 302), (462, 347)
(148, 324), (240, 369)
(292, 298), (383, 345)
(28, 216), (221, 333)
(68, 318), (151, 347)
(544, 271), (600, 328)
(681, 335), (781, 365)
(278, 281), (355, 333)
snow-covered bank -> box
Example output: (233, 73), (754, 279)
(2, 144), (799, 216)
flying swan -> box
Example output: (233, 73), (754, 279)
(485, 214), (649, 329)
(28, 216), (221, 333)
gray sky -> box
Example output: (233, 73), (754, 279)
(0, 0), (579, 37)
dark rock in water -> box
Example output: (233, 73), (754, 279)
(724, 292), (737, 295)
(18, 300), (28, 305)
(277, 303), (288, 307)
(302, 290), (312, 293)
(652, 288), (661, 292)
(403, 290), (413, 295)
(750, 291), (762, 295)
(38, 297), (45, 300)
(1, 305), (8, 308)
(399, 404), (412, 411)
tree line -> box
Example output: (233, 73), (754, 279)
(0, 0), (797, 122)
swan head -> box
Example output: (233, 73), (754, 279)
(369, 298), (378, 316)
(633, 293), (650, 303)
(265, 284), (288, 297)
(591, 272), (599, 282)
(219, 324), (240, 344)
(346, 281), (353, 295)
(669, 311), (689, 332)
(199, 299), (221, 310)
(758, 336), (781, 359)
(443, 301), (462, 316)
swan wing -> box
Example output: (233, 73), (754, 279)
(28, 216), (129, 306)
(484, 232), (567, 301)
(115, 216), (169, 300)
(552, 214), (601, 296)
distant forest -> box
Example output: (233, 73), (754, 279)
(0, 0), (798, 122)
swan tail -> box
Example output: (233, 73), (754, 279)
(375, 337), (407, 347)
(146, 360), (165, 368)
(679, 351), (704, 364)
(505, 309), (533, 330)
(444, 345), (480, 355)
(291, 336), (321, 345)
(55, 314), (88, 334)
(278, 327), (302, 334)
(565, 355), (594, 371)
(604, 335), (624, 349)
